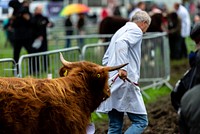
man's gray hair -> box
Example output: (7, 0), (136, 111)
(131, 11), (151, 25)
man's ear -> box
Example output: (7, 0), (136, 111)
(59, 66), (68, 77)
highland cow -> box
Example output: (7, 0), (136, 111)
(0, 53), (127, 134)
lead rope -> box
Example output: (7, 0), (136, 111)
(109, 74), (139, 87)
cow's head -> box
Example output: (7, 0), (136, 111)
(59, 53), (127, 102)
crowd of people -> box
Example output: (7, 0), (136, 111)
(3, 0), (200, 61)
(3, 0), (54, 74)
(97, 1), (199, 60)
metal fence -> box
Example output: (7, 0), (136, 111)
(18, 47), (81, 78)
(0, 58), (17, 77)
(0, 32), (172, 91)
(141, 32), (172, 90)
(81, 32), (172, 91)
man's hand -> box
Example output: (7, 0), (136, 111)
(118, 69), (127, 81)
(22, 13), (30, 20)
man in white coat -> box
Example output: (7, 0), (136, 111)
(97, 11), (151, 134)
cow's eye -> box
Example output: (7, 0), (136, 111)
(64, 70), (68, 76)
(97, 74), (101, 78)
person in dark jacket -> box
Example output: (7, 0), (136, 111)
(167, 12), (182, 60)
(179, 84), (200, 134)
(31, 5), (54, 73)
(77, 13), (85, 49)
(170, 22), (200, 112)
(32, 6), (53, 52)
(10, 0), (33, 64)
(64, 15), (73, 48)
(3, 16), (14, 48)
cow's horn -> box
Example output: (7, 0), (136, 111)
(107, 63), (128, 71)
(60, 52), (71, 65)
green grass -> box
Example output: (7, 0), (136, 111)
(143, 86), (171, 103)
(186, 37), (196, 52)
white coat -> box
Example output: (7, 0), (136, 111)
(97, 22), (147, 115)
(176, 5), (191, 37)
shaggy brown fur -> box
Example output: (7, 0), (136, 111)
(0, 60), (126, 134)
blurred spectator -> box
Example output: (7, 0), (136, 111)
(198, 0), (200, 14)
(2, 16), (14, 48)
(9, 0), (34, 64)
(100, 6), (109, 21)
(193, 13), (200, 25)
(189, 2), (196, 16)
(147, 7), (163, 32)
(127, 3), (134, 17)
(170, 22), (200, 112)
(113, 5), (121, 17)
(189, 22), (200, 67)
(64, 15), (73, 48)
(167, 12), (182, 60)
(31, 5), (54, 73)
(179, 84), (200, 134)
(107, 1), (115, 16)
(129, 1), (146, 19)
(77, 13), (85, 49)
(32, 5), (53, 53)
(174, 2), (191, 59)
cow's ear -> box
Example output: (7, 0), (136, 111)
(59, 67), (68, 77)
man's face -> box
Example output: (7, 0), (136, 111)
(135, 21), (150, 33)
(35, 7), (42, 15)
(140, 21), (149, 33)
(141, 3), (146, 10)
(174, 3), (179, 11)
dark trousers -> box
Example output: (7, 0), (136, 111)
(13, 38), (33, 74)
(13, 38), (33, 63)
(181, 37), (188, 58)
(65, 31), (73, 48)
(169, 35), (182, 60)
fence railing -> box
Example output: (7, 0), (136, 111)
(18, 47), (81, 78)
(0, 32), (172, 91)
(81, 32), (172, 91)
(0, 58), (17, 77)
(141, 32), (172, 90)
